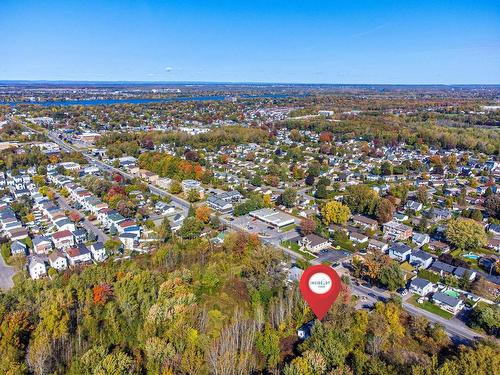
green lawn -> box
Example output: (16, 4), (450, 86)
(280, 224), (297, 232)
(281, 240), (316, 260)
(408, 295), (454, 320)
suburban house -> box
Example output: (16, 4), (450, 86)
(404, 200), (423, 212)
(349, 231), (368, 244)
(28, 256), (47, 280)
(90, 242), (107, 262)
(368, 238), (388, 253)
(181, 179), (205, 196)
(170, 214), (185, 232)
(429, 260), (455, 277)
(432, 292), (464, 315)
(412, 232), (430, 248)
(54, 217), (76, 232)
(65, 244), (92, 266)
(383, 221), (413, 241)
(410, 278), (436, 296)
(52, 230), (75, 249)
(10, 240), (28, 256)
(33, 235), (53, 254)
(427, 240), (450, 254)
(453, 266), (477, 281)
(388, 243), (412, 262)
(8, 228), (29, 241)
(409, 250), (433, 269)
(207, 195), (234, 213)
(299, 234), (330, 253)
(48, 251), (68, 271)
(72, 228), (87, 244)
(119, 232), (136, 250)
(352, 215), (378, 231)
(297, 320), (315, 340)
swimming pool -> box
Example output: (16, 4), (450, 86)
(462, 253), (480, 260)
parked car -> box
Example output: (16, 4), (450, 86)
(397, 288), (408, 296)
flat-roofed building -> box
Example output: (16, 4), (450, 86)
(249, 208), (295, 228)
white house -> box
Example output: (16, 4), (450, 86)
(412, 232), (430, 248)
(90, 242), (107, 262)
(432, 292), (464, 315)
(52, 230), (74, 249)
(48, 251), (68, 271)
(409, 250), (433, 269)
(65, 244), (92, 266)
(409, 277), (435, 296)
(119, 233), (136, 250)
(388, 243), (412, 262)
(28, 256), (47, 280)
(299, 234), (330, 253)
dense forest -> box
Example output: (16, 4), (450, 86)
(1, 234), (498, 374)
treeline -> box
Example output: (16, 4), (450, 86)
(284, 116), (500, 154)
(152, 126), (270, 149)
(97, 126), (270, 157)
(1, 234), (498, 374)
(138, 152), (206, 181)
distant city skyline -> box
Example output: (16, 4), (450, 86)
(1, 0), (499, 84)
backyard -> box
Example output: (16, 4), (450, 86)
(408, 294), (454, 320)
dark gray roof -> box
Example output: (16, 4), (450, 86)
(430, 260), (455, 273)
(91, 242), (104, 250)
(411, 250), (432, 261)
(389, 242), (412, 255)
(411, 277), (433, 289)
(433, 292), (461, 307)
(453, 267), (474, 278)
(33, 235), (50, 245)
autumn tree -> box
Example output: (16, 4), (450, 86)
(187, 188), (200, 203)
(93, 283), (113, 305)
(344, 184), (379, 216)
(375, 198), (395, 224)
(321, 201), (351, 225)
(300, 218), (316, 235)
(195, 206), (211, 223)
(446, 218), (487, 250)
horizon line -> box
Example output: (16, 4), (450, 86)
(0, 79), (499, 87)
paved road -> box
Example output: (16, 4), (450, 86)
(28, 122), (486, 342)
(56, 196), (109, 243)
(0, 253), (15, 290)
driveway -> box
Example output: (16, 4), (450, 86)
(56, 196), (109, 243)
(0, 254), (15, 290)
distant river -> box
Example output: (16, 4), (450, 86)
(0, 93), (294, 107)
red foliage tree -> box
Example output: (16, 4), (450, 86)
(93, 283), (113, 305)
(300, 218), (316, 235)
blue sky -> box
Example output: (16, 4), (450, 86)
(1, 0), (499, 83)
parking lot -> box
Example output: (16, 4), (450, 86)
(315, 249), (352, 264)
(230, 215), (280, 237)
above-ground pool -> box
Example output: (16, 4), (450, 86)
(444, 290), (460, 298)
(462, 253), (480, 260)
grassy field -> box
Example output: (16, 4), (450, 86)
(408, 295), (454, 320)
(281, 240), (316, 260)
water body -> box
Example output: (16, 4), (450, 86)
(0, 93), (294, 107)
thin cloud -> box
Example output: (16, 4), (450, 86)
(352, 23), (388, 37)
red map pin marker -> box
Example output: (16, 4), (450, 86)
(299, 265), (342, 321)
